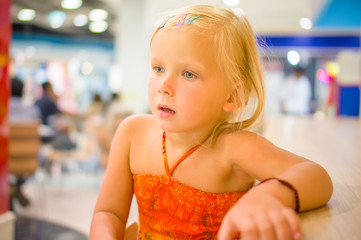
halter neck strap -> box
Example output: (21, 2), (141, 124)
(162, 131), (201, 176)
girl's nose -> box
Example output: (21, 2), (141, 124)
(158, 75), (175, 96)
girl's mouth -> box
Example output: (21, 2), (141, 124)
(160, 106), (175, 114)
(158, 105), (176, 118)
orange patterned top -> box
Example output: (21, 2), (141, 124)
(133, 132), (246, 239)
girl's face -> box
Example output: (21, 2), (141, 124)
(149, 28), (231, 134)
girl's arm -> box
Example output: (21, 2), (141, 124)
(90, 117), (135, 240)
(238, 133), (333, 211)
(218, 132), (333, 240)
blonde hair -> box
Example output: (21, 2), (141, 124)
(152, 5), (265, 145)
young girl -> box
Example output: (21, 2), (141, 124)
(90, 5), (333, 240)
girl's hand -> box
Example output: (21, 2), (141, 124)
(218, 191), (302, 240)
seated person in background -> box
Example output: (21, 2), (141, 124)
(35, 81), (76, 150)
(35, 81), (61, 126)
(10, 77), (41, 122)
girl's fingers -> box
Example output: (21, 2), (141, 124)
(218, 215), (259, 240)
(281, 208), (302, 240)
(217, 216), (237, 240)
(268, 210), (291, 240)
(239, 217), (258, 240)
(218, 208), (302, 240)
(254, 214), (275, 240)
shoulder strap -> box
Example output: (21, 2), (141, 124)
(162, 131), (200, 176)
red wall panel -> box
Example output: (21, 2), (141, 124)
(0, 0), (11, 214)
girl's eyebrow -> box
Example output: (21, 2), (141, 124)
(151, 55), (207, 72)
(182, 61), (206, 72)
(150, 57), (162, 64)
(150, 56), (160, 61)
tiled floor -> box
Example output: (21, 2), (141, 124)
(13, 161), (139, 237)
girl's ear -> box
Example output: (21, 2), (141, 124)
(223, 93), (239, 112)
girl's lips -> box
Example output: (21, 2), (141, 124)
(158, 105), (176, 118)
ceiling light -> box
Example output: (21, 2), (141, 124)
(61, 0), (82, 9)
(74, 14), (88, 27)
(18, 9), (36, 21)
(49, 11), (66, 28)
(287, 50), (300, 66)
(299, 18), (312, 30)
(223, 0), (240, 6)
(88, 9), (108, 21)
(89, 21), (108, 33)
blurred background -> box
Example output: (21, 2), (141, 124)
(0, 0), (360, 239)
(9, 0), (361, 117)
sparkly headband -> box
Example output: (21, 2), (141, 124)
(159, 14), (201, 28)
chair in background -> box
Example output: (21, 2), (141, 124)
(8, 121), (40, 210)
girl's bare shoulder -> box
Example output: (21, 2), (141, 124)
(218, 129), (306, 179)
(121, 114), (155, 126)
(217, 130), (273, 162)
(117, 114), (156, 131)
(111, 114), (157, 143)
(219, 130), (266, 149)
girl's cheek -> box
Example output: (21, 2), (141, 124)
(182, 86), (201, 101)
(148, 79), (158, 95)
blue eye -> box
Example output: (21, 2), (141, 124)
(153, 66), (164, 73)
(184, 71), (194, 79)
